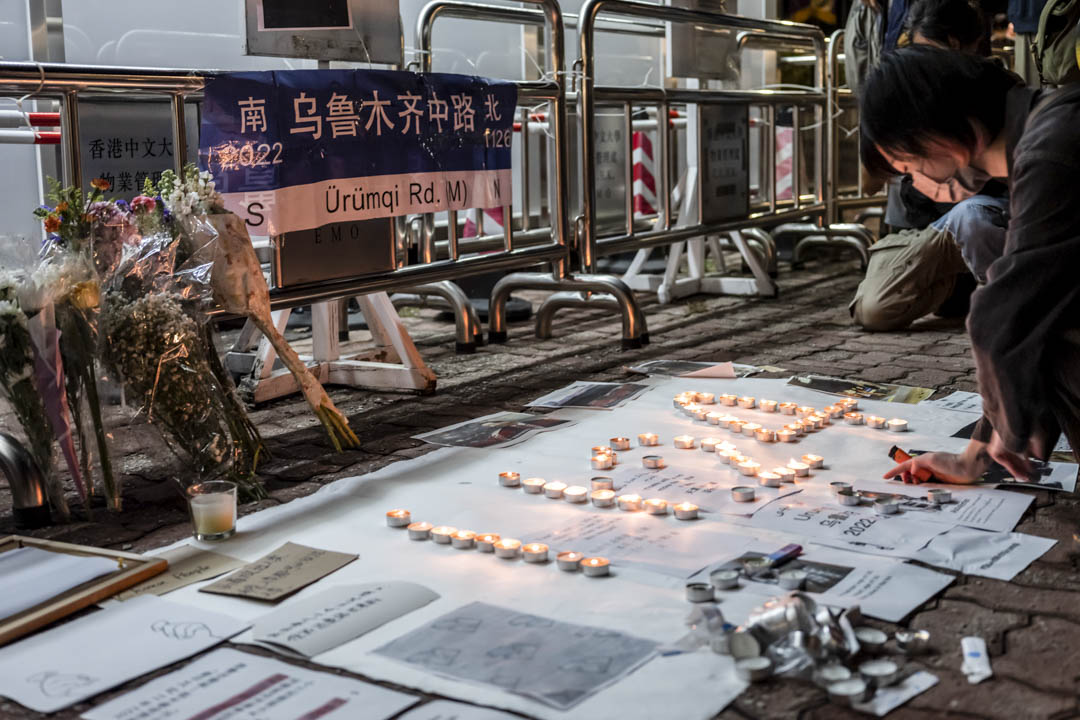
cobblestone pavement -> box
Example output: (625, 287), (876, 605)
(2, 253), (1079, 720)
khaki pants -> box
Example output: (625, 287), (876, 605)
(850, 225), (968, 331)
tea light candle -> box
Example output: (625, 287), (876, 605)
(591, 489), (616, 507)
(557, 551), (584, 571)
(498, 471), (521, 488)
(638, 432), (660, 446)
(407, 521), (433, 540)
(673, 435), (696, 449)
(494, 538), (522, 559)
(710, 569), (740, 590)
(786, 421), (806, 436)
(617, 494), (643, 511)
(741, 422), (762, 437)
(564, 485), (588, 503)
(717, 415), (737, 429)
(592, 445), (613, 456)
(874, 497), (900, 515)
(778, 568), (808, 590)
(728, 420), (745, 434)
(673, 502), (699, 520)
(451, 530), (477, 549)
(591, 455), (614, 470)
(701, 437), (723, 452)
(610, 437), (631, 451)
(787, 460), (810, 477)
(854, 626), (889, 651)
(844, 412), (864, 425)
(824, 405), (844, 419)
(839, 398), (860, 410)
(755, 428), (777, 443)
(716, 449), (737, 465)
(582, 556), (611, 576)
(772, 467), (796, 482)
(737, 460), (761, 477)
(644, 498), (669, 515)
(732, 486), (756, 502)
(779, 402), (798, 415)
(859, 658), (900, 687)
(797, 406), (816, 417)
(476, 533), (501, 552)
(837, 489), (861, 505)
(758, 472), (782, 488)
(686, 582), (715, 603)
(886, 418), (908, 432)
(802, 454), (825, 469)
(431, 526), (457, 544)
(544, 481), (568, 499)
(523, 477), (546, 494)
(386, 509), (412, 528)
(806, 415), (824, 430)
(777, 429), (797, 443)
(738, 396), (756, 409)
(813, 412), (831, 426)
(706, 411), (725, 425)
(830, 481), (852, 493)
(696, 392), (716, 405)
(642, 455), (665, 469)
(867, 415), (886, 429)
(928, 488), (952, 504)
(522, 542), (549, 563)
(732, 453), (750, 465)
(720, 393), (738, 406)
(693, 407), (710, 421)
(759, 399), (778, 413)
(591, 476), (614, 490)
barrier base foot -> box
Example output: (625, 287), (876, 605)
(455, 341), (477, 354)
(621, 337), (644, 350)
(489, 330), (508, 343)
(640, 332), (650, 346)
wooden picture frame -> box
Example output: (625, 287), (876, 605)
(0, 535), (168, 647)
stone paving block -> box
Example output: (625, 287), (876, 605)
(992, 616), (1080, 694)
(900, 368), (960, 388)
(857, 365), (911, 383)
(946, 577), (1080, 625)
(907, 666), (1077, 719)
(909, 598), (1028, 657)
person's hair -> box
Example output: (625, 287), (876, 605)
(859, 46), (1019, 177)
(904, 0), (987, 52)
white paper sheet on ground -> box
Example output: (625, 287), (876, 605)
(253, 582), (439, 657)
(0, 594), (247, 713)
(922, 391), (983, 414)
(914, 525), (1057, 581)
(626, 360), (737, 378)
(852, 670), (939, 716)
(741, 499), (950, 558)
(607, 464), (801, 515)
(109, 545), (244, 602)
(0, 546), (119, 620)
(700, 545), (954, 622)
(376, 601), (658, 710)
(81, 647), (418, 720)
(415, 412), (575, 449)
(526, 381), (651, 410)
(398, 699), (526, 720)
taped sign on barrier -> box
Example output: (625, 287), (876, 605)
(200, 69), (517, 235)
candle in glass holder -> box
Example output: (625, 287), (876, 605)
(777, 429), (796, 443)
(867, 415), (886, 429)
(451, 530), (477, 549)
(544, 481), (568, 499)
(386, 509), (412, 528)
(738, 396), (756, 409)
(617, 494), (643, 511)
(638, 432), (660, 446)
(563, 485), (588, 503)
(431, 526), (457, 544)
(887, 418), (909, 432)
(737, 460), (761, 477)
(610, 437), (631, 451)
(758, 472), (782, 488)
(787, 460), (811, 477)
(674, 435), (696, 449)
(772, 467), (796, 483)
(582, 556), (611, 576)
(557, 551), (584, 571)
(844, 412), (864, 425)
(591, 455), (614, 470)
(644, 498), (669, 515)
(755, 428), (776, 443)
(779, 402), (798, 415)
(802, 454), (825, 469)
(741, 422), (762, 437)
(642, 455), (665, 469)
(523, 477), (546, 494)
(498, 472), (523, 491)
(187, 481), (238, 542)
(591, 489), (616, 507)
(494, 538), (522, 559)
(407, 521), (433, 540)
(720, 393), (738, 406)
(673, 502), (699, 520)
(476, 533), (501, 552)
(522, 543), (549, 563)
(591, 476), (614, 490)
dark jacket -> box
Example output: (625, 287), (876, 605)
(1008, 0), (1049, 34)
(970, 84), (1080, 457)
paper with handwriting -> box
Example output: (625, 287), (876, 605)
(199, 542), (356, 602)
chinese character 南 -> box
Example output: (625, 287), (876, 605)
(326, 92), (360, 138)
(483, 93), (501, 122)
(289, 93), (323, 140)
(451, 93), (475, 132)
(397, 92), (423, 134)
(428, 93), (449, 133)
(361, 90), (395, 136)
(239, 96), (268, 134)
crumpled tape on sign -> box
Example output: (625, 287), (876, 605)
(961, 636), (993, 684)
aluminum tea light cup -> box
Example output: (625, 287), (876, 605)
(476, 533), (501, 552)
(563, 485), (588, 503)
(859, 658), (901, 688)
(854, 626), (889, 652)
(710, 568), (740, 590)
(556, 551), (584, 571)
(523, 477), (546, 494)
(582, 556), (611, 576)
(543, 481), (567, 499)
(828, 678), (872, 705)
(673, 435), (696, 449)
(590, 489), (616, 508)
(644, 498), (669, 515)
(736, 656), (773, 682)
(673, 502), (699, 520)
(685, 582), (715, 603)
(867, 415), (886, 429)
(642, 455), (665, 469)
(873, 497), (901, 515)
(638, 433), (660, 447)
(617, 494), (644, 511)
(591, 476), (614, 491)
(431, 526), (457, 544)
(494, 538), (522, 559)
(778, 568), (807, 590)
(522, 542), (549, 563)
(732, 486), (756, 502)
(385, 509), (412, 527)
(407, 521), (433, 540)
(451, 530), (477, 549)
(610, 437), (631, 451)
(498, 471), (521, 488)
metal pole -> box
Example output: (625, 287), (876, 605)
(171, 93), (187, 172)
(60, 90), (80, 188)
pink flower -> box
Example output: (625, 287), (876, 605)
(130, 195), (157, 213)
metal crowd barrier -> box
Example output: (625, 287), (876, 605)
(417, 0), (649, 348)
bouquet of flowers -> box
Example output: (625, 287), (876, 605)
(149, 165), (359, 452)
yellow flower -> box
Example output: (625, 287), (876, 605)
(67, 281), (101, 310)
(55, 201), (69, 213)
(90, 177), (111, 192)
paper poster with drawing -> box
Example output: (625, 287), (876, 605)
(415, 412), (574, 449)
(787, 374), (933, 404)
(376, 602), (657, 710)
(527, 381), (651, 410)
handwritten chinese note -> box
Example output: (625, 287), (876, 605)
(112, 546), (244, 601)
(199, 542), (356, 602)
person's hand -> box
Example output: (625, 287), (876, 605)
(883, 440), (990, 485)
(987, 430), (1035, 482)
